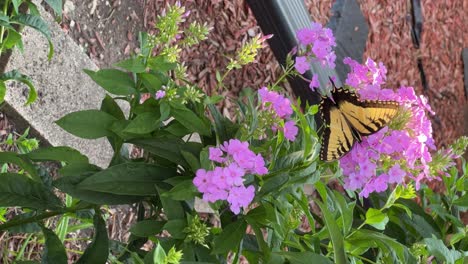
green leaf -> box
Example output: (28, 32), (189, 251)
(148, 56), (177, 72)
(4, 28), (22, 50)
(257, 173), (288, 197)
(76, 213), (109, 264)
(180, 150), (200, 172)
(11, 14), (54, 59)
(165, 121), (190, 137)
(157, 186), (185, 220)
(316, 199), (347, 264)
(140, 72), (163, 94)
(45, 0), (63, 17)
(365, 208), (389, 230)
(54, 172), (142, 205)
(207, 104), (237, 142)
(153, 243), (167, 264)
(11, 0), (21, 13)
(453, 194), (468, 207)
(0, 152), (40, 181)
(41, 226), (67, 264)
(170, 103), (211, 136)
(114, 57), (146, 73)
(424, 236), (463, 264)
(7, 212), (41, 234)
(0, 173), (62, 210)
(0, 70), (37, 105)
(100, 94), (126, 120)
(25, 146), (89, 164)
(77, 163), (175, 195)
(165, 179), (197, 201)
(0, 81), (5, 103)
(272, 252), (333, 264)
(163, 219), (187, 239)
(130, 220), (166, 237)
(130, 137), (188, 167)
(83, 69), (136, 95)
(212, 219), (247, 254)
(56, 110), (117, 139)
(123, 112), (161, 134)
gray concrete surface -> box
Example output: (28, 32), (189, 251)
(4, 0), (114, 167)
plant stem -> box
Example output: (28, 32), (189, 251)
(0, 0), (10, 56)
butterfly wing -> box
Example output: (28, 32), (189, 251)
(333, 88), (399, 136)
(319, 95), (356, 161)
(319, 87), (399, 161)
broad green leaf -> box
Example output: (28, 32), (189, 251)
(4, 28), (22, 50)
(114, 57), (146, 73)
(54, 177), (142, 205)
(83, 69), (135, 95)
(123, 112), (161, 134)
(180, 150), (200, 172)
(272, 252), (333, 264)
(453, 194), (468, 207)
(424, 236), (463, 264)
(7, 212), (41, 234)
(165, 120), (190, 137)
(0, 173), (62, 210)
(130, 137), (188, 167)
(316, 200), (347, 264)
(245, 204), (269, 226)
(41, 226), (67, 264)
(153, 243), (167, 264)
(11, 14), (53, 59)
(157, 186), (185, 220)
(56, 110), (117, 139)
(170, 103), (211, 136)
(0, 152), (40, 181)
(76, 213), (109, 264)
(77, 163), (176, 195)
(164, 179), (197, 201)
(0, 70), (37, 105)
(212, 219), (247, 254)
(130, 220), (166, 237)
(11, 0), (22, 14)
(148, 56), (177, 72)
(140, 72), (163, 94)
(25, 146), (89, 164)
(100, 94), (126, 120)
(163, 219), (186, 239)
(45, 0), (63, 16)
(332, 191), (355, 235)
(365, 208), (389, 230)
(257, 173), (288, 197)
(347, 229), (416, 263)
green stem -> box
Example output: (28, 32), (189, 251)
(272, 63), (295, 88)
(0, 0), (10, 56)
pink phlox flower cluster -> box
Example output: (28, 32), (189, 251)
(258, 87), (298, 141)
(341, 58), (436, 196)
(295, 22), (336, 71)
(193, 139), (268, 214)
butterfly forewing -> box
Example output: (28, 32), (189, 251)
(319, 87), (399, 161)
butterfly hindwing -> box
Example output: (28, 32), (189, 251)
(319, 87), (399, 161)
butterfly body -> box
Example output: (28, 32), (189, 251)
(319, 87), (399, 161)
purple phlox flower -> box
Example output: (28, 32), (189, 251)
(156, 90), (166, 99)
(212, 166), (230, 190)
(273, 97), (293, 118)
(309, 74), (320, 91)
(252, 154), (268, 175)
(233, 151), (256, 171)
(209, 147), (225, 163)
(193, 169), (212, 193)
(227, 185), (255, 214)
(294, 56), (310, 74)
(359, 160), (377, 179)
(387, 164), (406, 184)
(296, 28), (317, 45)
(203, 186), (228, 203)
(283, 120), (298, 141)
(224, 163), (245, 186)
(223, 139), (250, 156)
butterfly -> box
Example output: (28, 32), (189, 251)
(319, 85), (400, 161)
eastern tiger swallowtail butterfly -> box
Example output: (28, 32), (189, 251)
(319, 86), (399, 161)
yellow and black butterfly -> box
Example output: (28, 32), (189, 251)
(319, 85), (399, 161)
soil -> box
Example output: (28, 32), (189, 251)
(59, 0), (145, 68)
